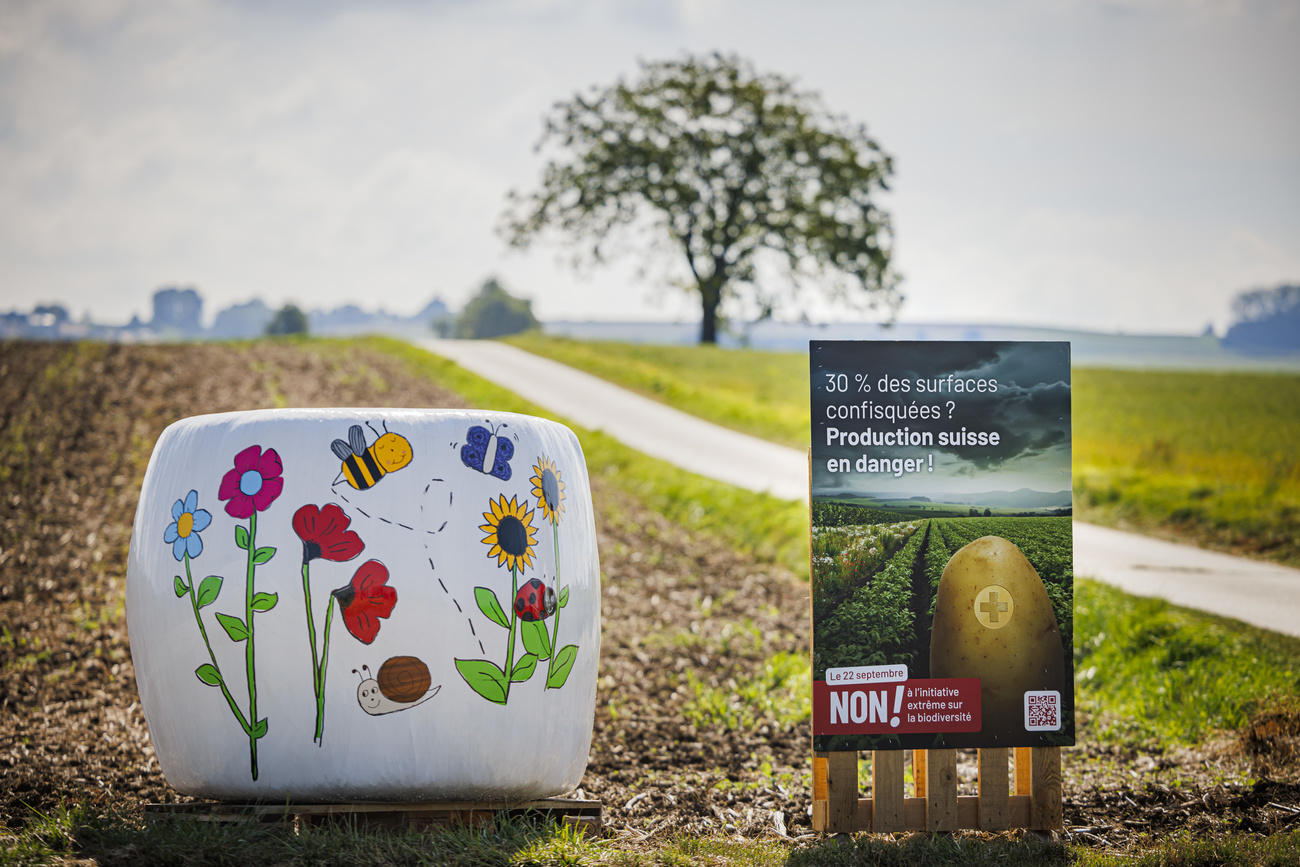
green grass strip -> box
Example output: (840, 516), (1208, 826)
(358, 337), (810, 578)
(0, 801), (608, 867)
(1075, 579), (1300, 745)
(1076, 831), (1300, 867)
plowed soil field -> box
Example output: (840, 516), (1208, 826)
(1, 340), (1296, 853)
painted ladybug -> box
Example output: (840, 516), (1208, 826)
(514, 577), (557, 622)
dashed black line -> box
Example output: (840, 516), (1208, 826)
(379, 517), (392, 525)
(424, 515), (478, 655)
(357, 507), (370, 518)
(437, 521), (447, 532)
(398, 523), (413, 530)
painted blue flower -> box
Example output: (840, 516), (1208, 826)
(165, 489), (212, 561)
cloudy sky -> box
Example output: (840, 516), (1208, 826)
(1, 0), (1296, 333)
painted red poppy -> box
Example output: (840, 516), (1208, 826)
(218, 444), (284, 519)
(293, 503), (364, 564)
(332, 560), (397, 644)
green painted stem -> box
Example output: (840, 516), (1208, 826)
(184, 554), (249, 732)
(301, 560), (324, 743)
(503, 565), (519, 703)
(244, 511), (260, 780)
(317, 597), (336, 743)
(546, 521), (562, 688)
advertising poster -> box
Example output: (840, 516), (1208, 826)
(810, 341), (1074, 751)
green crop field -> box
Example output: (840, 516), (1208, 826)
(1073, 368), (1300, 565)
(511, 335), (1300, 566)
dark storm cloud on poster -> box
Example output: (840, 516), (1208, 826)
(810, 342), (1071, 495)
(809, 341), (1074, 752)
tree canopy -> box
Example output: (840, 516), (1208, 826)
(1223, 284), (1300, 356)
(456, 278), (539, 339)
(265, 304), (308, 336)
(502, 52), (899, 343)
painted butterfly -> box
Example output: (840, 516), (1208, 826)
(460, 421), (513, 480)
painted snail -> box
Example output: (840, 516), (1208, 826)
(354, 656), (440, 716)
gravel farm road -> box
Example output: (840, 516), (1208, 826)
(418, 338), (1300, 639)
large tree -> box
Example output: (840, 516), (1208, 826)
(502, 52), (899, 344)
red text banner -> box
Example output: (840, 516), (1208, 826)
(812, 678), (982, 736)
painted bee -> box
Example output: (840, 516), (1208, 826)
(332, 421), (413, 491)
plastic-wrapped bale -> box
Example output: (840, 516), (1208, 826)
(127, 408), (600, 801)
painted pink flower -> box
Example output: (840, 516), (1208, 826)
(218, 444), (284, 519)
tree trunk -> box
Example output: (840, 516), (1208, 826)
(699, 278), (722, 344)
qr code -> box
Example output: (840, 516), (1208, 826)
(1024, 690), (1061, 731)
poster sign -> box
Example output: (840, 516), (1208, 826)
(809, 341), (1074, 751)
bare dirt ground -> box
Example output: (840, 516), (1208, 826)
(0, 340), (1297, 853)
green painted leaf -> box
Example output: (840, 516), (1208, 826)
(251, 591), (278, 612)
(547, 645), (578, 689)
(521, 618), (552, 660)
(252, 546), (276, 565)
(455, 659), (508, 705)
(474, 587), (510, 630)
(174, 575), (188, 598)
(196, 575), (223, 609)
(510, 653), (538, 682)
(235, 525), (250, 549)
(194, 664), (222, 686)
(216, 612), (249, 642)
(249, 718), (268, 739)
(559, 585), (570, 608)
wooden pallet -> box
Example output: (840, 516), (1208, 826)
(811, 747), (1061, 833)
(145, 797), (602, 836)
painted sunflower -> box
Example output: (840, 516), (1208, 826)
(479, 494), (538, 572)
(530, 457), (566, 525)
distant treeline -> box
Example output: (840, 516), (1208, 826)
(1222, 284), (1300, 356)
(0, 277), (543, 342)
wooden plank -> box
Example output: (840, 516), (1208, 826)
(859, 794), (1032, 832)
(148, 798), (601, 816)
(856, 797), (873, 830)
(977, 748), (1011, 831)
(811, 799), (828, 832)
(913, 749), (927, 798)
(903, 796), (926, 830)
(871, 750), (906, 832)
(1029, 746), (1063, 830)
(956, 796), (979, 829)
(813, 753), (829, 801)
(826, 750), (861, 833)
(925, 749), (958, 832)
(144, 798), (602, 833)
(1009, 794), (1031, 827)
(1013, 747), (1033, 796)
